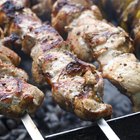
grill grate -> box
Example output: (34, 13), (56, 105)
(45, 112), (140, 140)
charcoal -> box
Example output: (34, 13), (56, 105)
(0, 120), (8, 135)
(6, 119), (17, 130)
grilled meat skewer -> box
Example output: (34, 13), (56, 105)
(0, 28), (44, 118)
(0, 0), (112, 120)
(51, 1), (140, 112)
(29, 23), (112, 120)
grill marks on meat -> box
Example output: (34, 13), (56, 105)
(0, 1), (42, 53)
(0, 55), (44, 118)
(0, 56), (44, 117)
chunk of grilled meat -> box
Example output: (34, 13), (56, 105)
(52, 53), (112, 120)
(3, 8), (41, 53)
(103, 53), (140, 112)
(0, 61), (28, 81)
(29, 24), (63, 84)
(0, 45), (21, 66)
(52, 0), (93, 37)
(0, 75), (44, 118)
(67, 6), (133, 62)
(0, 0), (30, 26)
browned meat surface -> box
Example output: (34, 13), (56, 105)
(0, 0), (30, 25)
(52, 0), (93, 37)
(0, 45), (21, 66)
(5, 8), (41, 53)
(0, 45), (44, 118)
(103, 53), (140, 94)
(0, 75), (44, 118)
(103, 53), (140, 112)
(26, 24), (63, 60)
(52, 53), (112, 120)
(30, 24), (63, 84)
(0, 61), (28, 81)
(0, 58), (44, 118)
(67, 6), (133, 62)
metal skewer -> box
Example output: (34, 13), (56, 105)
(21, 114), (44, 140)
(97, 118), (120, 140)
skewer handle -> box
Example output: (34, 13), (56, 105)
(97, 118), (120, 140)
(21, 114), (44, 140)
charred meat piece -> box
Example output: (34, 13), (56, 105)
(0, 0), (30, 26)
(67, 6), (133, 62)
(32, 42), (72, 84)
(29, 24), (63, 84)
(0, 75), (44, 118)
(0, 52), (44, 118)
(52, 57), (112, 120)
(4, 8), (42, 53)
(52, 0), (93, 37)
